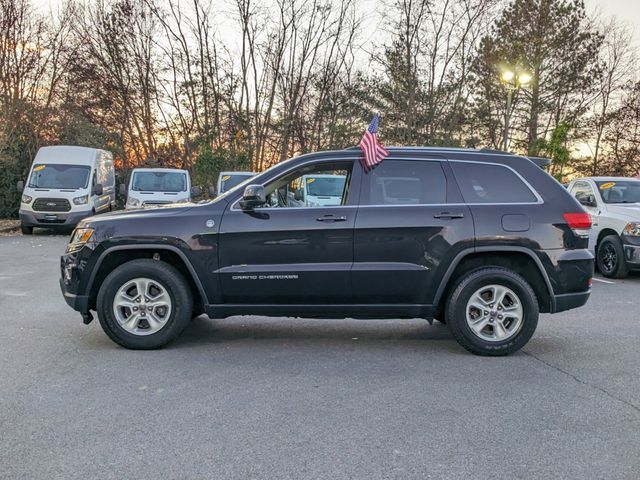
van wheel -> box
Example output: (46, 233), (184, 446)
(96, 259), (193, 349)
(21, 225), (33, 235)
(597, 235), (628, 278)
(445, 267), (539, 356)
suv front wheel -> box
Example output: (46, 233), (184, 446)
(96, 259), (193, 349)
(446, 267), (539, 356)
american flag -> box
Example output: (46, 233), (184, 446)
(359, 114), (389, 171)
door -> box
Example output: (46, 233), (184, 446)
(218, 159), (361, 304)
(353, 158), (474, 305)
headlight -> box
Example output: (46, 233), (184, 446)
(127, 197), (140, 207)
(66, 228), (95, 253)
(21, 194), (32, 204)
(73, 195), (89, 205)
(623, 223), (640, 236)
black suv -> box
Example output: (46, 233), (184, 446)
(59, 147), (593, 355)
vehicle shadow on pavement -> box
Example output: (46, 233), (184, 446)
(171, 316), (463, 353)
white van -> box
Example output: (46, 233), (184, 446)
(216, 171), (255, 196)
(123, 168), (194, 209)
(297, 174), (347, 206)
(18, 146), (115, 234)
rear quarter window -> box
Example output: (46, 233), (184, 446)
(451, 162), (538, 204)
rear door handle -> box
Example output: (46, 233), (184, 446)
(316, 215), (347, 222)
(433, 212), (465, 220)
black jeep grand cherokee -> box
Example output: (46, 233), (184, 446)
(60, 147), (593, 355)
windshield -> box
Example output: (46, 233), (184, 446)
(305, 176), (346, 197)
(220, 173), (254, 193)
(28, 164), (91, 189)
(131, 171), (187, 192)
(596, 180), (640, 204)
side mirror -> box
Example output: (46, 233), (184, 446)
(208, 186), (217, 197)
(17, 180), (24, 192)
(239, 184), (266, 210)
(93, 183), (104, 196)
(119, 183), (127, 196)
(191, 186), (201, 197)
(294, 189), (303, 201)
(577, 194), (596, 208)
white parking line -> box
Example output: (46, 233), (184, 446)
(592, 277), (616, 285)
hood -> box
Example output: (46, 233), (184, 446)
(604, 203), (640, 221)
(77, 203), (196, 230)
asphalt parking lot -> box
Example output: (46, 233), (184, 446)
(1, 231), (639, 480)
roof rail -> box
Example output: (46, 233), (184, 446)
(479, 148), (511, 155)
(526, 156), (552, 168)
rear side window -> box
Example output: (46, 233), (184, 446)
(451, 162), (538, 204)
(361, 160), (447, 205)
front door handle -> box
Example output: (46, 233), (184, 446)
(316, 215), (347, 222)
(433, 212), (465, 220)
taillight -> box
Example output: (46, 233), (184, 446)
(563, 212), (591, 238)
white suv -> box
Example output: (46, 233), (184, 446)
(567, 177), (640, 277)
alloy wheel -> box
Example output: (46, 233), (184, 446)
(465, 284), (524, 342)
(112, 277), (172, 336)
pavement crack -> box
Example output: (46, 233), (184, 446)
(523, 349), (640, 414)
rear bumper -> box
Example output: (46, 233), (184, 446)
(20, 209), (93, 228)
(552, 290), (591, 313)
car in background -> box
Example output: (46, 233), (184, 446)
(567, 176), (640, 277)
(122, 168), (197, 209)
(216, 171), (255, 196)
(296, 174), (346, 206)
(17, 146), (115, 234)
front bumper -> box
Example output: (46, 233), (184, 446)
(20, 209), (93, 228)
(59, 277), (90, 313)
(622, 242), (640, 269)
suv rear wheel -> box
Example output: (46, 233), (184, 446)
(446, 267), (539, 356)
(96, 259), (193, 349)
(597, 235), (629, 278)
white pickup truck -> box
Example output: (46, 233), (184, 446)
(567, 177), (640, 278)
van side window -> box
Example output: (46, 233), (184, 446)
(451, 162), (538, 204)
(360, 160), (447, 205)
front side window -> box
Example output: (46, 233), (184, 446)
(571, 181), (596, 205)
(360, 160), (447, 205)
(28, 164), (91, 189)
(262, 161), (352, 208)
(131, 171), (187, 192)
(451, 162), (538, 204)
(596, 180), (640, 204)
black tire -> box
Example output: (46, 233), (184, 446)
(597, 235), (629, 278)
(20, 224), (33, 235)
(96, 259), (193, 349)
(445, 267), (539, 356)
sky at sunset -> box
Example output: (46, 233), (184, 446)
(30, 0), (640, 46)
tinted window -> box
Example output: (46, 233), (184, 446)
(451, 162), (537, 204)
(361, 160), (447, 205)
